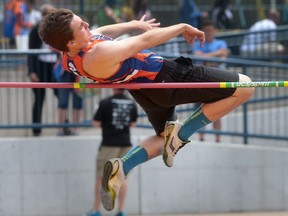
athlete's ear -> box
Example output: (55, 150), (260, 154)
(67, 40), (75, 49)
(68, 40), (75, 46)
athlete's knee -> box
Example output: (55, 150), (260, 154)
(239, 73), (252, 82)
(236, 74), (255, 100)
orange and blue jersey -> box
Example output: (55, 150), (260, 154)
(62, 35), (164, 83)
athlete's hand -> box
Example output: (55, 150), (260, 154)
(182, 26), (205, 47)
(136, 14), (161, 32)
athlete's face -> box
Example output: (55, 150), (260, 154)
(69, 14), (92, 49)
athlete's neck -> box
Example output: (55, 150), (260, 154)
(67, 47), (84, 57)
(67, 51), (78, 58)
(67, 42), (91, 57)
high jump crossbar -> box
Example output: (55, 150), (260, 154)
(0, 81), (288, 89)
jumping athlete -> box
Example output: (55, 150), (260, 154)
(38, 8), (254, 212)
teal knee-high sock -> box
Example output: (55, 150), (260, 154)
(178, 106), (211, 141)
(121, 146), (148, 176)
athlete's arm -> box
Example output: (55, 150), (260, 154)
(91, 15), (160, 39)
(83, 23), (205, 78)
(97, 23), (205, 63)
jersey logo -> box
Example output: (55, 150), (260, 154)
(68, 61), (81, 76)
(67, 60), (95, 83)
(93, 35), (113, 41)
(68, 62), (77, 72)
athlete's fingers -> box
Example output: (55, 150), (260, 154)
(150, 22), (161, 28)
(139, 14), (146, 22)
(182, 33), (195, 46)
(146, 18), (160, 27)
(146, 18), (156, 23)
(198, 34), (205, 47)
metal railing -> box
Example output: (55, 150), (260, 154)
(0, 46), (288, 143)
(153, 25), (288, 59)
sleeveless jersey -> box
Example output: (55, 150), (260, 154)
(62, 35), (163, 83)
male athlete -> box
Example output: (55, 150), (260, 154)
(39, 8), (254, 211)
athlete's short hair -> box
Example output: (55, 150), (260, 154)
(38, 8), (74, 52)
(40, 4), (55, 17)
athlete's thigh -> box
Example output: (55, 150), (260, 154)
(170, 64), (239, 104)
(129, 89), (177, 135)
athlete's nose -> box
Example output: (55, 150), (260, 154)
(84, 21), (89, 29)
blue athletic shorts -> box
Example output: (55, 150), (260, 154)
(58, 72), (83, 109)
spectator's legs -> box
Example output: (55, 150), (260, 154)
(57, 88), (70, 135)
(213, 119), (221, 142)
(32, 88), (45, 136)
(71, 91), (83, 134)
(93, 177), (102, 212)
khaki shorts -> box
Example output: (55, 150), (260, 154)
(96, 146), (132, 178)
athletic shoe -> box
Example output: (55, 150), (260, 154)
(163, 120), (190, 167)
(101, 158), (125, 211)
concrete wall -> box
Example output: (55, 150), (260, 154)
(0, 136), (287, 216)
